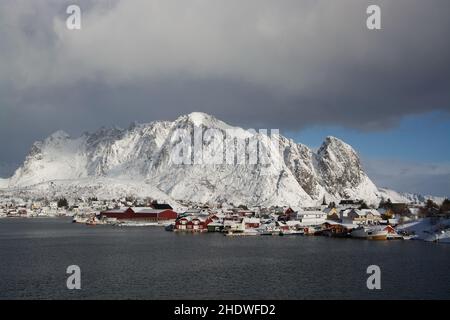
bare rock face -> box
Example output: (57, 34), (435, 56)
(317, 136), (374, 196)
(6, 112), (380, 206)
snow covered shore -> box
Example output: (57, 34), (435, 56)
(398, 218), (450, 242)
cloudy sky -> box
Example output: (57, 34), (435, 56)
(0, 0), (449, 196)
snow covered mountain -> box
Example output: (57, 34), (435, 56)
(377, 187), (446, 205)
(0, 178), (7, 189)
(2, 112), (388, 206)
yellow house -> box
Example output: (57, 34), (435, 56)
(342, 209), (382, 225)
(378, 208), (395, 219)
(323, 207), (339, 221)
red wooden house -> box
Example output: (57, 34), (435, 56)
(174, 216), (208, 232)
(99, 207), (177, 222)
(243, 217), (261, 229)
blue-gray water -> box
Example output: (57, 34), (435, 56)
(0, 218), (449, 300)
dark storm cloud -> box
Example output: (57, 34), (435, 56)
(364, 159), (450, 197)
(0, 0), (449, 168)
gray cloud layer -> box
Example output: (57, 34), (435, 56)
(364, 159), (450, 197)
(1, 1), (449, 188)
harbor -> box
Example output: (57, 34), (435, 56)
(1, 196), (449, 243)
(1, 217), (450, 300)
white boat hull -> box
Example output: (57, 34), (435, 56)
(351, 227), (388, 240)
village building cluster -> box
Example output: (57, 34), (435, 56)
(163, 200), (425, 240)
(1, 195), (449, 241)
(0, 196), (161, 219)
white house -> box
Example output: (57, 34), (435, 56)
(296, 210), (327, 226)
(49, 201), (58, 210)
(340, 208), (382, 225)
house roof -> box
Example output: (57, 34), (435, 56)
(151, 203), (173, 210)
(243, 217), (260, 224)
(349, 209), (381, 217)
(322, 207), (336, 214)
(323, 220), (358, 229)
(360, 209), (381, 216)
(101, 207), (175, 215)
(207, 222), (223, 227)
(134, 208), (170, 214)
(178, 215), (207, 222)
(223, 220), (240, 227)
(298, 210), (327, 215)
(101, 207), (131, 213)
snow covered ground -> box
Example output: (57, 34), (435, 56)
(1, 178), (185, 212)
(377, 188), (446, 205)
(398, 218), (450, 242)
(0, 178), (8, 189)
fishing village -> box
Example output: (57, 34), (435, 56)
(1, 196), (450, 243)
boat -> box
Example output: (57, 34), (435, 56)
(73, 216), (89, 223)
(258, 227), (280, 236)
(279, 229), (304, 236)
(165, 223), (175, 231)
(303, 226), (322, 236)
(387, 233), (403, 240)
(350, 226), (388, 240)
(398, 230), (416, 240)
(322, 229), (350, 238)
(225, 229), (259, 237)
(115, 221), (160, 227)
(382, 225), (403, 240)
(73, 213), (94, 224)
(259, 230), (277, 236)
(85, 218), (97, 226)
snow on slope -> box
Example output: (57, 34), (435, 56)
(4, 178), (182, 210)
(9, 131), (88, 186)
(143, 112), (313, 206)
(0, 178), (8, 189)
(3, 112), (413, 206)
(398, 218), (450, 241)
(377, 187), (447, 205)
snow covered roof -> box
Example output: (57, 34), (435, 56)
(131, 207), (153, 211)
(297, 210), (327, 216)
(323, 220), (358, 229)
(359, 209), (381, 216)
(223, 220), (240, 227)
(134, 209), (168, 214)
(243, 217), (260, 224)
(102, 207), (174, 214)
(102, 207), (130, 213)
(207, 221), (223, 227)
(178, 215), (207, 222)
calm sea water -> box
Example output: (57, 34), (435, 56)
(0, 218), (449, 300)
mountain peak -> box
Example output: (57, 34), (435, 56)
(128, 121), (140, 130)
(185, 112), (216, 126)
(319, 136), (355, 154)
(323, 136), (345, 145)
(174, 112), (233, 130)
(48, 130), (70, 140)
